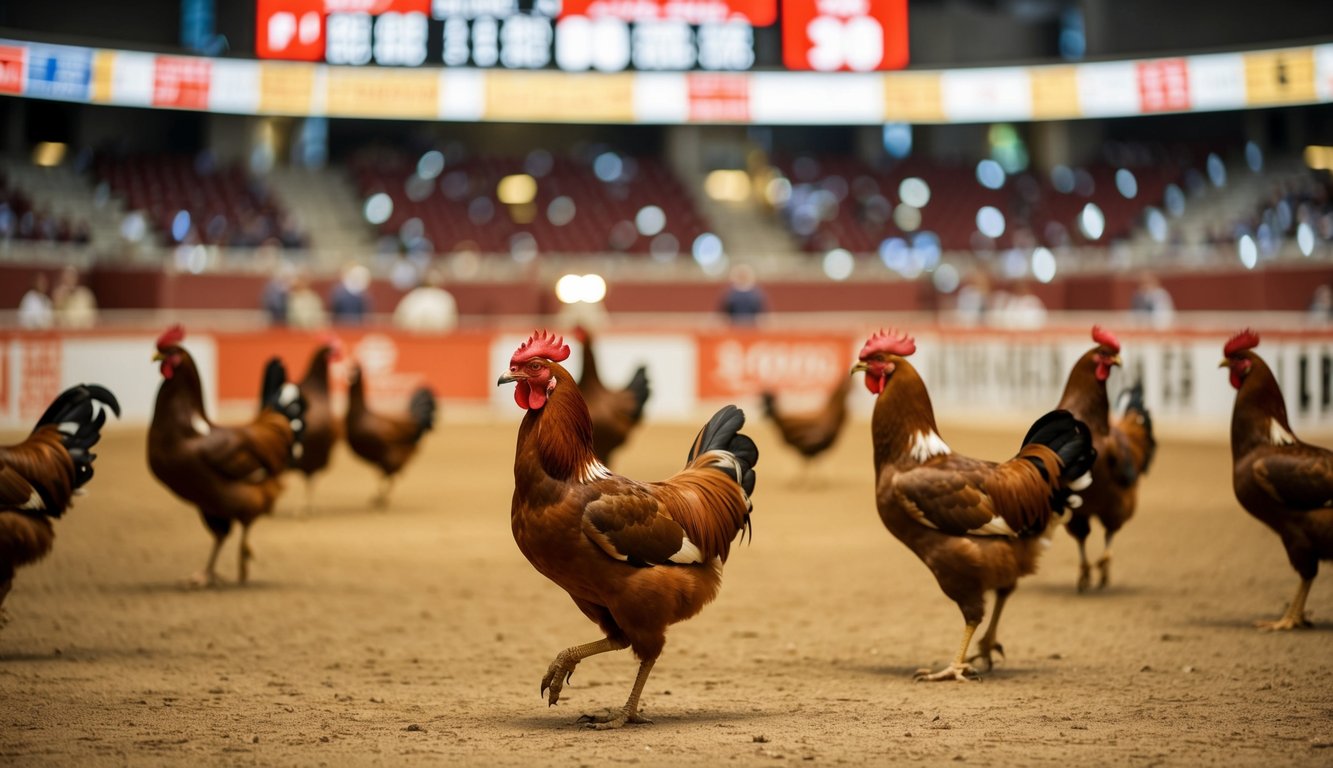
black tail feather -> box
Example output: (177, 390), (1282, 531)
(409, 386), (437, 441)
(1116, 380), (1157, 473)
(34, 384), (121, 491)
(625, 365), (651, 422)
(1021, 409), (1096, 483)
(260, 357), (307, 464)
(687, 405), (759, 498)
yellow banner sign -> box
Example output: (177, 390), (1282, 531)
(484, 72), (636, 123)
(325, 68), (440, 119)
(1029, 65), (1080, 120)
(1244, 48), (1316, 106)
(883, 72), (944, 122)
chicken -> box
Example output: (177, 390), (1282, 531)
(148, 325), (306, 586)
(1055, 325), (1157, 591)
(852, 329), (1095, 681)
(344, 363), (436, 507)
(572, 326), (651, 467)
(293, 339), (344, 513)
(761, 374), (852, 483)
(1, 385), (120, 627)
(497, 330), (757, 729)
(1223, 329), (1333, 630)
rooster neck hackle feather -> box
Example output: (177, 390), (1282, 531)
(1229, 352), (1293, 460)
(868, 356), (942, 469)
(520, 362), (601, 484)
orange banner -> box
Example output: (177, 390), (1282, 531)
(214, 330), (492, 408)
(696, 332), (856, 399)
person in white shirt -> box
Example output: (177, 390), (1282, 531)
(393, 268), (458, 333)
(17, 273), (54, 329)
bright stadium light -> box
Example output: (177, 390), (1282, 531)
(823, 248), (854, 281)
(364, 193), (393, 225)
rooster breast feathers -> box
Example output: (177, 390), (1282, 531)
(579, 405), (757, 567)
(889, 410), (1095, 538)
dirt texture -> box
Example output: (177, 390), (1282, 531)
(2, 416), (1332, 767)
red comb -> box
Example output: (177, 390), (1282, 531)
(1091, 325), (1120, 353)
(156, 324), (185, 351)
(859, 329), (916, 360)
(511, 330), (571, 365)
(1224, 329), (1260, 357)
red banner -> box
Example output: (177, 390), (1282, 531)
(153, 56), (212, 109)
(696, 332), (854, 399)
(0, 45), (26, 94)
(688, 73), (750, 122)
(781, 0), (909, 72)
(561, 0), (776, 25)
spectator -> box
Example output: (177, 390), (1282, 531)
(52, 265), (98, 328)
(954, 269), (992, 326)
(262, 264), (295, 326)
(1131, 272), (1175, 329)
(1308, 284), (1333, 322)
(330, 263), (373, 326)
(287, 274), (327, 329)
(17, 273), (54, 329)
(393, 268), (458, 333)
(719, 264), (767, 326)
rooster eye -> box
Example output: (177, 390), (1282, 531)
(527, 361), (541, 371)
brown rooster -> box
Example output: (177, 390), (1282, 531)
(852, 329), (1095, 681)
(344, 363), (435, 507)
(498, 330), (757, 729)
(1223, 329), (1333, 630)
(1055, 325), (1156, 591)
(148, 326), (306, 586)
(1, 385), (119, 627)
(293, 338), (343, 513)
(761, 374), (852, 483)
(572, 326), (651, 467)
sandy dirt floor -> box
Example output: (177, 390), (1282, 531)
(2, 413), (1332, 767)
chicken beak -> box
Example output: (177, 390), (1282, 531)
(496, 370), (519, 386)
(849, 361), (869, 376)
(1219, 358), (1230, 368)
(1111, 354), (1123, 367)
(152, 351), (164, 362)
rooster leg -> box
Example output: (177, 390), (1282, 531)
(967, 587), (1012, 671)
(190, 538), (225, 588)
(372, 476), (393, 509)
(578, 658), (656, 730)
(1256, 578), (1314, 631)
(541, 637), (627, 707)
(1096, 533), (1115, 589)
(237, 525), (255, 585)
(914, 622), (981, 682)
(301, 477), (315, 517)
(1076, 538), (1092, 593)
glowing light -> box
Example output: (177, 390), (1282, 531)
(1206, 153), (1227, 187)
(1078, 203), (1105, 240)
(692, 233), (724, 267)
(1238, 234), (1258, 269)
(893, 204), (922, 232)
(976, 206), (1006, 238)
(822, 249), (854, 281)
(1164, 184), (1186, 217)
(547, 196), (576, 226)
(593, 152), (623, 182)
(497, 174), (537, 205)
(32, 141), (66, 167)
(1032, 247), (1057, 283)
(898, 177), (930, 208)
(556, 273), (608, 304)
(879, 238), (908, 272)
(1050, 165), (1075, 194)
(704, 170), (751, 202)
(1245, 141), (1263, 172)
(1114, 169), (1138, 199)
(364, 193), (393, 225)
(635, 205), (666, 237)
(1297, 222), (1316, 256)
(765, 177), (792, 207)
(976, 159), (1005, 190)
(1145, 207), (1168, 243)
(416, 150), (445, 180)
(510, 232), (538, 263)
(932, 263), (961, 293)
(171, 210), (191, 242)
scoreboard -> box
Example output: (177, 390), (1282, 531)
(256, 0), (908, 71)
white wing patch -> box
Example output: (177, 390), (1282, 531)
(1270, 419), (1296, 446)
(667, 536), (704, 564)
(191, 413), (211, 436)
(910, 430), (952, 463)
(966, 515), (1020, 538)
(278, 382), (301, 407)
(22, 490), (44, 510)
(1069, 471), (1093, 491)
(578, 460), (613, 484)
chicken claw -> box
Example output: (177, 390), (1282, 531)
(967, 641), (1005, 672)
(541, 652), (578, 706)
(1095, 554), (1112, 589)
(188, 571), (222, 589)
(913, 663), (980, 683)
(1077, 562), (1092, 593)
(1254, 615), (1312, 631)
(577, 708), (653, 730)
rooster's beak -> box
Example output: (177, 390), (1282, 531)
(849, 362), (868, 375)
(152, 352), (164, 362)
(1219, 359), (1230, 368)
(1111, 355), (1123, 367)
(497, 370), (519, 386)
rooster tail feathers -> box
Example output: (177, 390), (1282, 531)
(626, 365), (651, 422)
(1114, 380), (1157, 474)
(34, 383), (121, 492)
(260, 357), (308, 464)
(1021, 408), (1097, 485)
(687, 405), (759, 499)
(409, 386), (437, 440)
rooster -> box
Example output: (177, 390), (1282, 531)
(148, 325), (306, 586)
(1, 385), (120, 627)
(852, 329), (1095, 681)
(498, 330), (757, 729)
(761, 374), (852, 484)
(293, 339), (343, 513)
(344, 363), (436, 507)
(1055, 325), (1156, 591)
(572, 326), (651, 467)
(1223, 329), (1333, 630)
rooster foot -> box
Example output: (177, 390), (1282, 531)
(541, 654), (578, 706)
(913, 663), (980, 683)
(1255, 615), (1312, 631)
(1096, 556), (1112, 589)
(188, 571), (223, 589)
(967, 642), (1005, 672)
(1076, 563), (1092, 593)
(577, 708), (652, 730)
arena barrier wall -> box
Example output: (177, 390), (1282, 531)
(4, 327), (1333, 434)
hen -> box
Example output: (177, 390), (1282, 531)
(572, 326), (651, 467)
(148, 326), (306, 586)
(293, 339), (343, 513)
(852, 330), (1095, 681)
(761, 374), (852, 482)
(344, 363), (436, 507)
(1055, 325), (1156, 591)
(498, 330), (757, 729)
(1, 385), (120, 626)
(1223, 329), (1333, 630)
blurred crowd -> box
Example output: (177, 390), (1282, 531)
(263, 262), (457, 333)
(16, 266), (99, 329)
